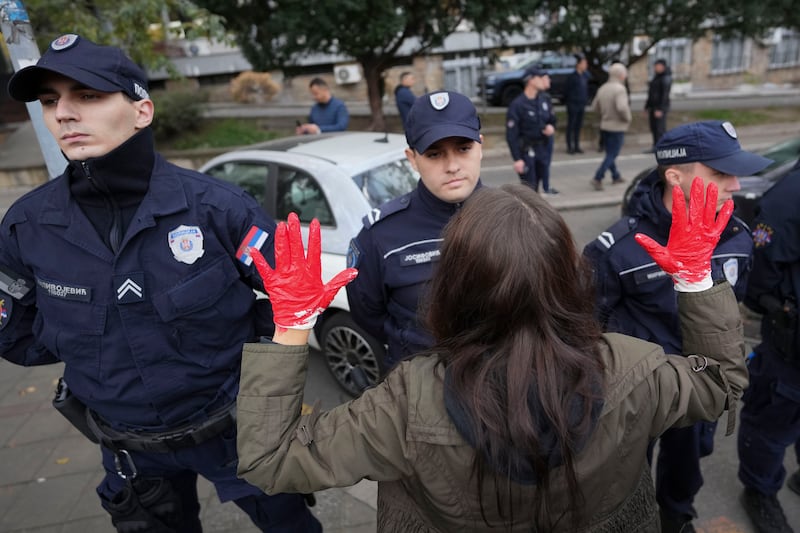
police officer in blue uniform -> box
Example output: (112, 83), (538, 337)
(564, 54), (590, 155)
(346, 90), (483, 371)
(583, 121), (772, 533)
(0, 35), (321, 533)
(506, 65), (558, 195)
(738, 159), (800, 533)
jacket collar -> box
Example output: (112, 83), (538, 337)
(67, 128), (155, 208)
(39, 130), (189, 227)
(416, 178), (482, 218)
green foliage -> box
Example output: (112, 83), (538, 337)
(195, 0), (543, 72)
(193, 0), (543, 129)
(691, 109), (773, 126)
(151, 89), (208, 140)
(164, 119), (278, 151)
(20, 0), (228, 72)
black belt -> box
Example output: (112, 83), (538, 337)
(523, 138), (548, 149)
(87, 404), (236, 453)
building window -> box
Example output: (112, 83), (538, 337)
(769, 29), (800, 68)
(711, 36), (748, 74)
(652, 38), (691, 81)
(443, 55), (483, 97)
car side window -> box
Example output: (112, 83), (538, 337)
(203, 161), (268, 206)
(276, 168), (335, 226)
(352, 159), (419, 208)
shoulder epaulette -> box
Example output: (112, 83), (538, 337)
(361, 193), (412, 229)
(589, 216), (639, 251)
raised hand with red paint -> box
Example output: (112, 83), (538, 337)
(250, 213), (358, 330)
(634, 177), (734, 292)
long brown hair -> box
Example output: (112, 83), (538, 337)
(426, 184), (605, 529)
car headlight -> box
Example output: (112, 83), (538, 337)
(485, 75), (496, 85)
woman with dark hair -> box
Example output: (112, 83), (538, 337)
(236, 179), (748, 532)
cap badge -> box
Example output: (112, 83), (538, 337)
(722, 121), (738, 139)
(51, 34), (79, 51)
(430, 92), (450, 110)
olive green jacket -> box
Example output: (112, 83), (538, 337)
(237, 282), (747, 532)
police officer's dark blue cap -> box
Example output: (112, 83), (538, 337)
(655, 120), (773, 176)
(405, 91), (481, 154)
(8, 34), (150, 103)
(523, 65), (548, 81)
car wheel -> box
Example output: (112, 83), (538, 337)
(319, 313), (385, 397)
(500, 84), (523, 106)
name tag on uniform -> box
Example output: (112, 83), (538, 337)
(400, 249), (440, 266)
(36, 276), (91, 302)
(632, 267), (668, 286)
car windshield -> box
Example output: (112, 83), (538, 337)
(352, 159), (419, 208)
(756, 137), (800, 176)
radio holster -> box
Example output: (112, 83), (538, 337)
(52, 377), (100, 443)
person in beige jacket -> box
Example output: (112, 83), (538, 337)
(237, 180), (748, 532)
(591, 62), (632, 191)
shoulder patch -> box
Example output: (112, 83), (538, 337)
(752, 223), (773, 248)
(0, 266), (33, 300)
(0, 292), (12, 331)
(347, 239), (362, 269)
(361, 194), (412, 229)
(591, 217), (639, 250)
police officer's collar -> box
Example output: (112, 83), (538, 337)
(416, 179), (482, 215)
(68, 128), (155, 207)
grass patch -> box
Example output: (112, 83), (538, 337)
(163, 119), (279, 151)
(691, 109), (774, 126)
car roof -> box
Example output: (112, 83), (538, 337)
(237, 131), (409, 171)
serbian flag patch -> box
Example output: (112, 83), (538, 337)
(236, 226), (269, 266)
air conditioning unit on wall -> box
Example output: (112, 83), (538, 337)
(334, 64), (362, 84)
(632, 36), (652, 56)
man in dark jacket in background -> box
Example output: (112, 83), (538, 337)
(395, 71), (416, 131)
(564, 54), (590, 154)
(644, 59), (672, 152)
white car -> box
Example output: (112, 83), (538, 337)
(199, 132), (419, 395)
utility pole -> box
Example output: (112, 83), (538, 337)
(1, 0), (66, 178)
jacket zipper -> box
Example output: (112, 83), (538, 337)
(83, 161), (123, 253)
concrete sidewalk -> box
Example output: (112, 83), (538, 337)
(0, 359), (378, 532)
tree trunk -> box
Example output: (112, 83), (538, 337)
(362, 61), (387, 132)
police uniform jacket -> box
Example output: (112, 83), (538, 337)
(346, 180), (478, 367)
(505, 91), (556, 161)
(564, 70), (590, 108)
(645, 68), (672, 113)
(0, 128), (276, 430)
(583, 170), (752, 354)
(746, 162), (800, 372)
(237, 282), (747, 532)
